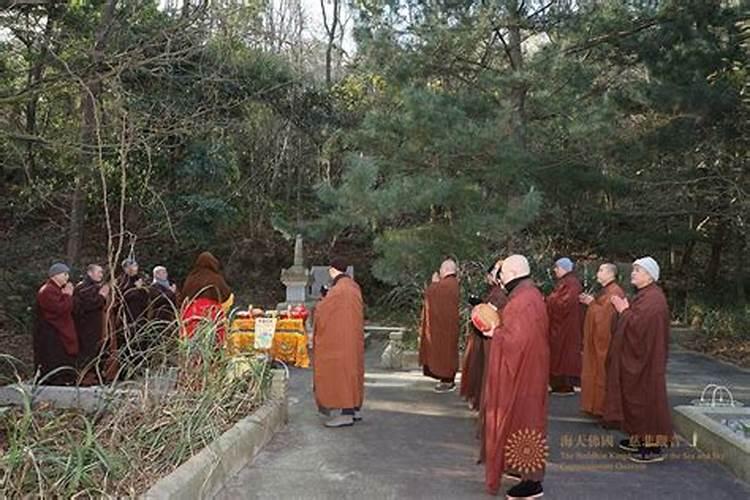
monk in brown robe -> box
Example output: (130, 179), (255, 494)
(461, 260), (507, 410)
(547, 257), (583, 395)
(116, 258), (150, 334)
(73, 264), (111, 383)
(149, 265), (178, 323)
(481, 255), (549, 498)
(180, 252), (232, 343)
(313, 257), (365, 428)
(34, 263), (78, 385)
(609, 256), (673, 464)
(419, 259), (460, 393)
(578, 263), (625, 417)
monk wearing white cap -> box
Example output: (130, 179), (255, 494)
(606, 256), (673, 464)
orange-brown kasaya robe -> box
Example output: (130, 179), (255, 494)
(313, 275), (365, 410)
(484, 278), (549, 494)
(604, 283), (673, 444)
(580, 281), (625, 416)
(547, 272), (584, 378)
(419, 275), (460, 381)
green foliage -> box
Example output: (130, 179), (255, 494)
(700, 304), (750, 340)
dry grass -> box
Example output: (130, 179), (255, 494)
(0, 314), (273, 497)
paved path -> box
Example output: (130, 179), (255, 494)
(215, 341), (750, 499)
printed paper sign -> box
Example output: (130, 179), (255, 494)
(254, 317), (277, 350)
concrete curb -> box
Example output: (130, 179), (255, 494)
(672, 405), (750, 483)
(143, 369), (289, 499)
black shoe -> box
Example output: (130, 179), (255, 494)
(629, 447), (665, 464)
(618, 438), (639, 453)
(433, 382), (456, 393)
(506, 480), (543, 499)
(502, 471), (522, 483)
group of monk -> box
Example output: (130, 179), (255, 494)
(419, 255), (673, 499)
(33, 251), (232, 385)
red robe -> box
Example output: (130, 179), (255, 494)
(419, 275), (460, 380)
(547, 273), (583, 378)
(606, 284), (673, 443)
(313, 275), (365, 409)
(34, 280), (78, 384)
(180, 297), (227, 344)
(484, 279), (549, 494)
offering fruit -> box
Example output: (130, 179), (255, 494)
(291, 304), (309, 320)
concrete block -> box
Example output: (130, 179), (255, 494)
(672, 405), (750, 483)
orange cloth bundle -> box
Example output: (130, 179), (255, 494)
(471, 303), (500, 332)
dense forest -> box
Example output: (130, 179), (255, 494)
(1, 1), (748, 359)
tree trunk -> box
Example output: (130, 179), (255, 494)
(66, 0), (118, 266)
(705, 219), (727, 285)
(506, 0), (526, 148)
(321, 0), (340, 87)
(735, 227), (746, 302)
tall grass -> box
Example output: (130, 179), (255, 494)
(0, 312), (273, 497)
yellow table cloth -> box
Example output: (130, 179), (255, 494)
(228, 317), (310, 368)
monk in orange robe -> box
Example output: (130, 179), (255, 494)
(609, 257), (673, 464)
(461, 260), (507, 410)
(579, 263), (625, 417)
(481, 255), (549, 498)
(546, 257), (584, 395)
(313, 257), (365, 428)
(419, 259), (460, 393)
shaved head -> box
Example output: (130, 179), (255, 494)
(595, 262), (618, 286)
(439, 259), (457, 278)
(601, 263), (618, 277)
(500, 254), (530, 285)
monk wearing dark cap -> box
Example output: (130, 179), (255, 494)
(34, 263), (78, 385)
(419, 259), (460, 393)
(547, 256), (584, 395)
(481, 255), (549, 498)
(73, 264), (111, 382)
(180, 251), (232, 343)
(608, 256), (673, 464)
(578, 263), (624, 417)
(313, 257), (365, 428)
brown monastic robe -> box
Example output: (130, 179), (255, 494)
(180, 252), (231, 303)
(313, 275), (365, 410)
(149, 282), (178, 323)
(73, 278), (107, 373)
(117, 273), (150, 328)
(461, 286), (507, 410)
(605, 284), (673, 443)
(419, 275), (460, 381)
(547, 272), (584, 378)
(34, 280), (78, 385)
(484, 279), (549, 494)
(580, 281), (625, 416)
